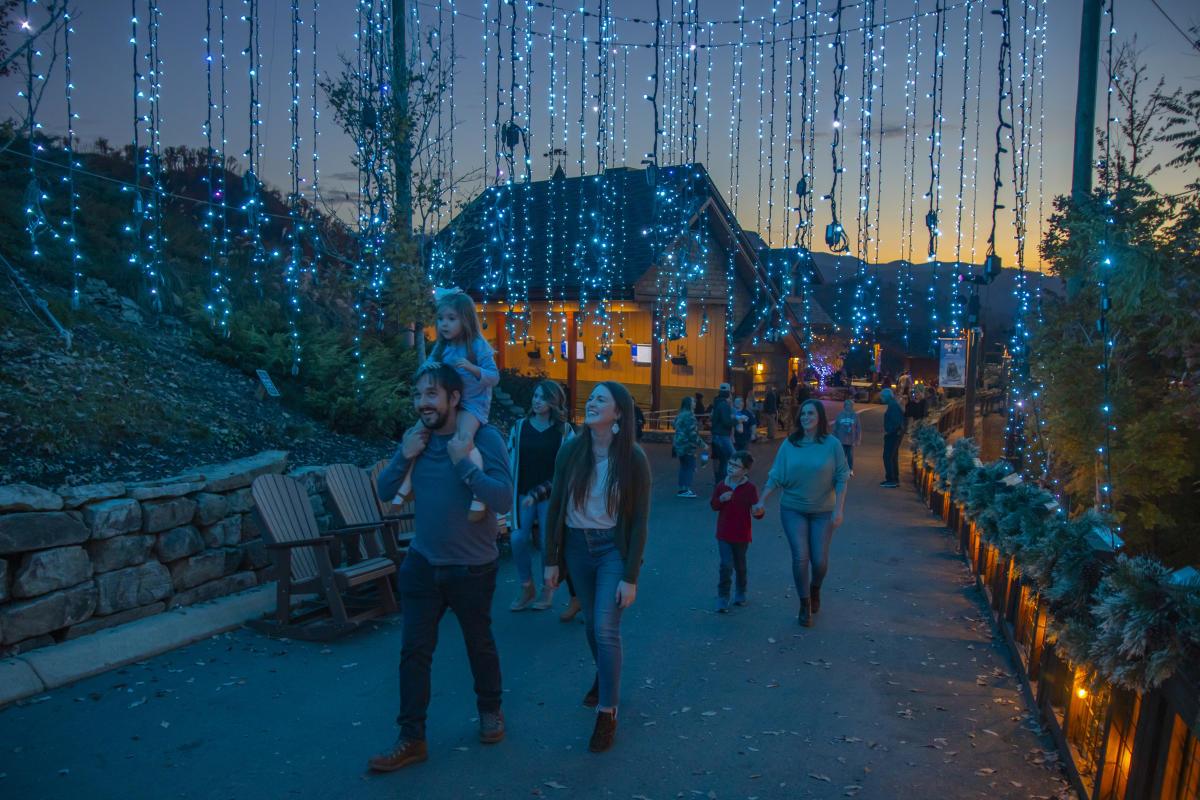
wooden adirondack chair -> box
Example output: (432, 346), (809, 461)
(249, 474), (398, 640)
(325, 463), (414, 565)
(370, 459), (417, 542)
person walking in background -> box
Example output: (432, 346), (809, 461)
(753, 399), (849, 628)
(673, 396), (707, 498)
(507, 380), (575, 612)
(832, 398), (862, 474)
(542, 381), (652, 753)
(762, 386), (780, 440)
(370, 362), (514, 772)
(633, 403), (645, 442)
(710, 450), (759, 613)
(732, 396), (756, 451)
(709, 383), (736, 485)
(693, 393), (707, 428)
(881, 388), (904, 488)
(904, 387), (929, 428)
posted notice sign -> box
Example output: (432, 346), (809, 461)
(939, 338), (966, 388)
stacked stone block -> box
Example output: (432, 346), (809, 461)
(0, 451), (345, 656)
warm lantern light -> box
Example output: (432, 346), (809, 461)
(1075, 687), (1088, 700)
(755, 362), (764, 375)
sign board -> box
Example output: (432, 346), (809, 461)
(631, 343), (653, 365)
(938, 338), (966, 388)
(255, 369), (281, 398)
(559, 340), (585, 361)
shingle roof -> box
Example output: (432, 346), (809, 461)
(434, 164), (737, 301)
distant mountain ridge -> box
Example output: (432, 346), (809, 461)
(808, 253), (1062, 346)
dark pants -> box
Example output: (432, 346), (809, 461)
(397, 549), (501, 742)
(711, 435), (734, 484)
(717, 540), (749, 597)
(883, 432), (902, 483)
(842, 443), (855, 470)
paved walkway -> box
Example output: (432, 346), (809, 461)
(0, 410), (1074, 800)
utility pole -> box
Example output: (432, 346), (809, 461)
(393, 0), (413, 235)
(963, 327), (979, 439)
(1071, 0), (1104, 204)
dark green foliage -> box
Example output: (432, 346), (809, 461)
(961, 461), (1015, 544)
(1089, 556), (1200, 691)
(945, 438), (980, 501)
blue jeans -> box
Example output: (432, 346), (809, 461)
(396, 549), (501, 741)
(564, 527), (625, 709)
(677, 454), (697, 490)
(711, 435), (734, 484)
(511, 498), (549, 584)
(717, 540), (748, 597)
(779, 508), (834, 601)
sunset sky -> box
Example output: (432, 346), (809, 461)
(7, 0), (1198, 272)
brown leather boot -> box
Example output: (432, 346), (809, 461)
(582, 675), (599, 708)
(479, 710), (505, 744)
(589, 710), (617, 753)
(559, 595), (582, 622)
(367, 738), (428, 772)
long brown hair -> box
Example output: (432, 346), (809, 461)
(562, 381), (637, 522)
(531, 379), (570, 429)
(430, 291), (489, 362)
(788, 399), (829, 444)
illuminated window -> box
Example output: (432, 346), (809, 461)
(1161, 712), (1200, 800)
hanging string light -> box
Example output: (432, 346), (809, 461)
(283, 0), (303, 376)
(896, 1), (921, 350)
(923, 0), (947, 349)
(308, 0), (323, 285)
(949, 0), (976, 337)
(1096, 0), (1116, 513)
(241, 0), (266, 294)
(724, 0), (746, 368)
(61, 8), (82, 308)
(850, 0), (878, 347)
(870, 0), (889, 343)
(823, 0), (849, 258)
(203, 0), (231, 332)
(20, 0), (54, 262)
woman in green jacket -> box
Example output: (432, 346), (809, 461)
(672, 396), (707, 498)
(543, 380), (651, 754)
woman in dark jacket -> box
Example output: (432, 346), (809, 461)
(542, 380), (651, 753)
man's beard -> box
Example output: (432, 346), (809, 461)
(419, 408), (448, 430)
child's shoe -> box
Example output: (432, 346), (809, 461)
(716, 595), (730, 614)
(733, 589), (747, 607)
(466, 446), (487, 522)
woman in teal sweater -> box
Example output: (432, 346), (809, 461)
(753, 399), (849, 627)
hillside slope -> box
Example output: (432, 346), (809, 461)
(0, 276), (394, 487)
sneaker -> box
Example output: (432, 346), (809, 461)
(479, 710), (505, 744)
(882, 482), (900, 488)
(878, 479), (891, 486)
(733, 590), (747, 607)
(530, 585), (554, 611)
(509, 582), (536, 612)
(716, 596), (730, 613)
(367, 738), (428, 772)
(679, 489), (698, 498)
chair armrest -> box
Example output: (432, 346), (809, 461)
(265, 536), (334, 550)
(328, 523), (384, 537)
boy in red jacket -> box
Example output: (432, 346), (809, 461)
(710, 450), (760, 613)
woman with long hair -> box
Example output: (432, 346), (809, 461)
(753, 399), (849, 627)
(543, 381), (651, 753)
(507, 380), (575, 611)
(672, 396), (707, 498)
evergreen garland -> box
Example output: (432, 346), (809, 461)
(1088, 556), (1200, 691)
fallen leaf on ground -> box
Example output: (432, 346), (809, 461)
(809, 774), (831, 782)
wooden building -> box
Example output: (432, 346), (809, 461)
(433, 163), (831, 415)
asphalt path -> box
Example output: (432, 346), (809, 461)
(0, 408), (1074, 800)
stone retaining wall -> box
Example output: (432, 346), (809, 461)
(0, 451), (344, 657)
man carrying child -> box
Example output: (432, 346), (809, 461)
(709, 450), (760, 613)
